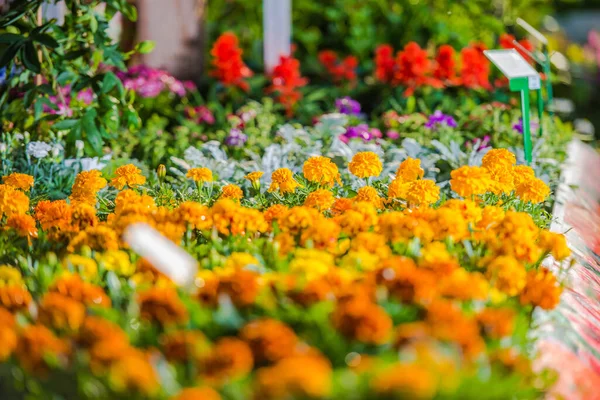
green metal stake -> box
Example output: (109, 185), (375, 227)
(509, 77), (533, 165)
(536, 88), (544, 137)
(542, 46), (554, 117)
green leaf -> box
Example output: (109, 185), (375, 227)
(101, 71), (121, 94)
(121, 2), (138, 21)
(21, 42), (41, 73)
(0, 33), (24, 45)
(90, 15), (98, 33)
(52, 119), (80, 130)
(0, 41), (22, 68)
(32, 33), (59, 49)
(82, 108), (103, 154)
(135, 40), (155, 54)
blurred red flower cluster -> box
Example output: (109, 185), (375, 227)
(210, 32), (253, 92)
(318, 50), (358, 85)
(266, 56), (308, 116)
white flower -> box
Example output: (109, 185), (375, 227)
(75, 140), (84, 150)
(0, 143), (7, 153)
(26, 141), (52, 159)
(51, 143), (64, 157)
(13, 133), (24, 141)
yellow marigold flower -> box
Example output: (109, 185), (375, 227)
(34, 199), (71, 232)
(70, 170), (107, 205)
(516, 177), (550, 203)
(429, 208), (469, 241)
(110, 164), (146, 190)
(349, 151), (382, 178)
(538, 231), (570, 261)
(450, 166), (492, 198)
(396, 157), (424, 182)
(476, 205), (505, 230)
(301, 217), (341, 251)
(442, 199), (482, 224)
(387, 178), (410, 199)
(377, 212), (434, 243)
(67, 225), (119, 252)
(218, 269), (261, 308)
(487, 165), (515, 195)
(304, 189), (335, 210)
(519, 267), (562, 310)
(278, 206), (320, 235)
(486, 256), (527, 296)
(0, 265), (23, 287)
(418, 241), (458, 274)
(340, 250), (380, 271)
(49, 274), (111, 308)
(354, 186), (383, 208)
(187, 167), (213, 183)
(244, 171), (264, 190)
(0, 184), (30, 218)
(351, 232), (391, 259)
(223, 252), (260, 272)
(0, 309), (16, 362)
(174, 201), (212, 231)
(71, 203), (98, 230)
(255, 355), (332, 400)
(439, 269), (489, 300)
(5, 214), (38, 239)
(335, 202), (378, 236)
(477, 308), (516, 339)
(371, 363), (436, 399)
(38, 292), (86, 331)
(268, 168), (301, 194)
(302, 156), (341, 187)
(220, 184), (243, 200)
(405, 180), (439, 206)
(512, 165), (535, 187)
(64, 254), (98, 279)
(482, 149), (516, 170)
(172, 387), (221, 400)
(15, 325), (70, 375)
(96, 250), (135, 276)
(2, 173), (34, 191)
(264, 204), (288, 225)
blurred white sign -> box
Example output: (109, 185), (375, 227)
(484, 49), (541, 90)
(263, 0), (291, 73)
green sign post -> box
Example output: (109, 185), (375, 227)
(484, 49), (542, 165)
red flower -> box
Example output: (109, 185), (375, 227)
(374, 44), (395, 83)
(434, 44), (459, 85)
(500, 33), (534, 61)
(318, 50), (358, 84)
(394, 42), (439, 96)
(210, 32), (253, 91)
(267, 55), (308, 116)
(460, 46), (492, 90)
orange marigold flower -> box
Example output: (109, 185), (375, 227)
(0, 321), (17, 362)
(210, 32), (253, 91)
(110, 164), (146, 190)
(175, 201), (212, 230)
(477, 308), (516, 339)
(388, 178), (410, 199)
(371, 363), (436, 399)
(482, 149), (516, 170)
(538, 231), (571, 261)
(71, 202), (98, 230)
(268, 168), (301, 194)
(49, 274), (111, 308)
(441, 199), (483, 224)
(302, 156), (342, 187)
(35, 199), (72, 232)
(512, 165), (536, 187)
(220, 184), (243, 200)
(335, 201), (378, 236)
(396, 157), (424, 182)
(486, 256), (527, 296)
(331, 296), (393, 344)
(199, 337), (254, 384)
(450, 166), (493, 198)
(405, 180), (440, 206)
(330, 197), (353, 216)
(70, 170), (107, 205)
(15, 325), (70, 375)
(0, 184), (30, 218)
(301, 217), (340, 251)
(108, 349), (159, 396)
(240, 318), (299, 365)
(160, 330), (210, 363)
(218, 269), (260, 308)
(354, 186), (384, 209)
(138, 287), (188, 326)
(476, 205), (505, 230)
(516, 177), (550, 203)
(172, 387), (222, 400)
(438, 269), (489, 300)
(5, 213), (38, 239)
(187, 167), (213, 183)
(2, 173), (34, 191)
(373, 256), (436, 303)
(519, 267), (562, 310)
(262, 204), (287, 226)
(0, 267), (32, 311)
(349, 152), (382, 178)
(244, 171), (264, 183)
(78, 316), (129, 348)
(38, 292), (86, 332)
(255, 355), (332, 400)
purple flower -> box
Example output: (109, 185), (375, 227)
(340, 124), (381, 143)
(512, 118), (538, 134)
(77, 88), (94, 105)
(225, 128), (248, 147)
(466, 135), (491, 151)
(335, 97), (361, 115)
(386, 129), (400, 140)
(425, 110), (457, 129)
(185, 106), (215, 125)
